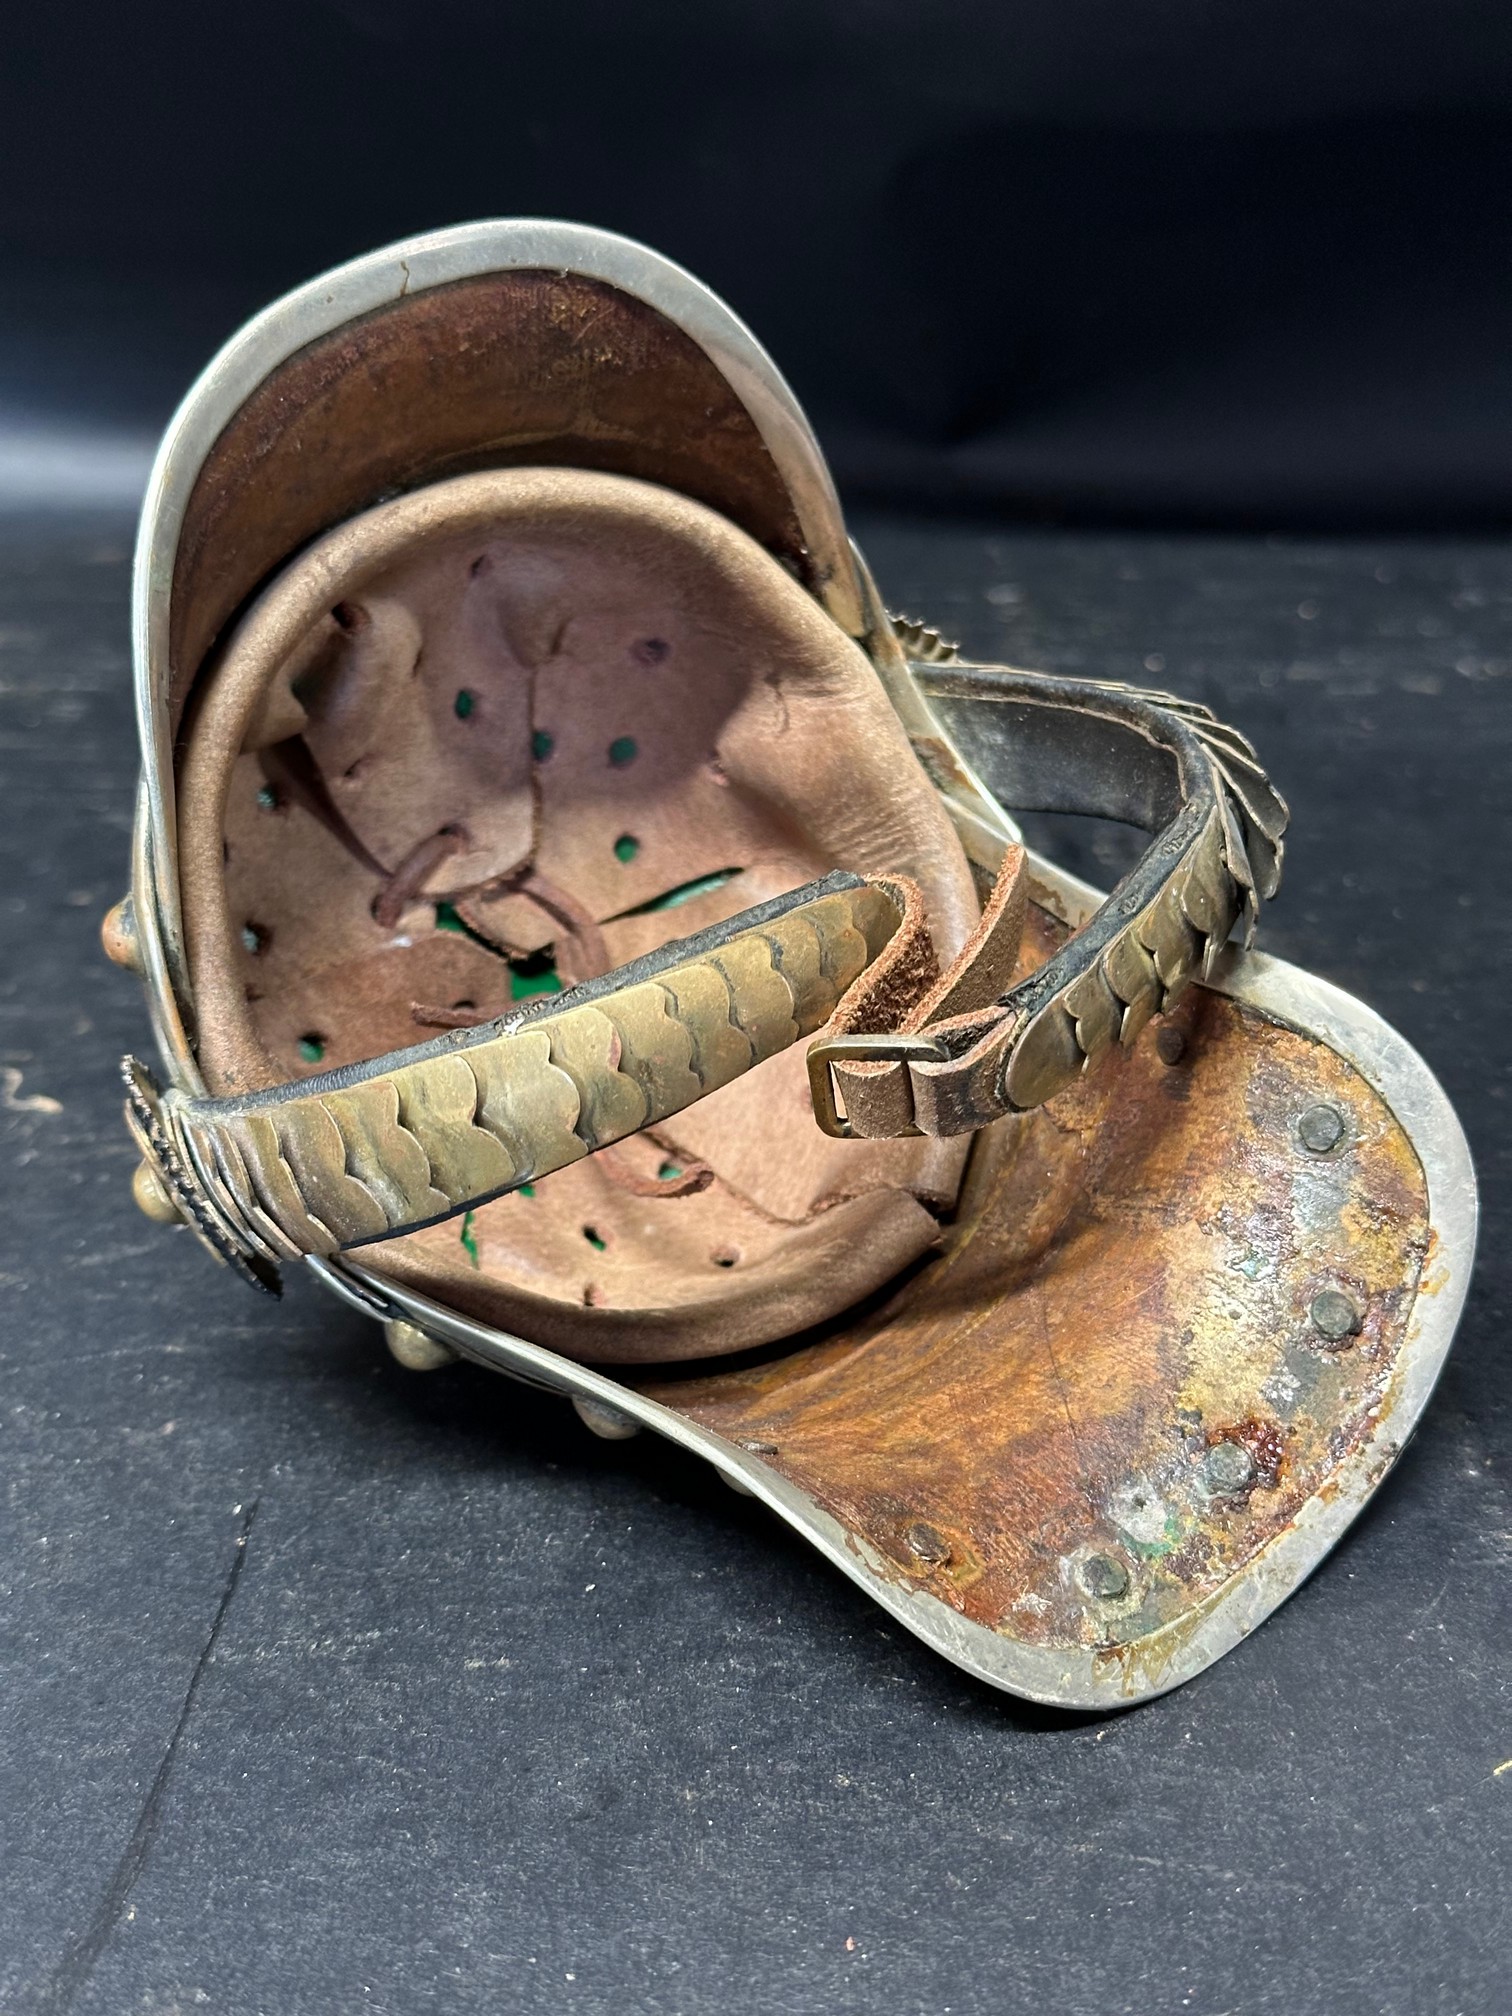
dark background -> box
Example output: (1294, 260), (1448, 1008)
(2, 9), (1510, 2016)
(4, 0), (1512, 524)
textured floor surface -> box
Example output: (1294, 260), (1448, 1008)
(0, 509), (1507, 2016)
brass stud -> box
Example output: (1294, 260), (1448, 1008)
(383, 1318), (458, 1370)
(1297, 1104), (1345, 1154)
(1310, 1288), (1362, 1342)
(1075, 1552), (1130, 1602)
(101, 896), (143, 974)
(131, 1158), (181, 1224)
(904, 1520), (952, 1566)
(571, 1393), (641, 1440)
(1204, 1440), (1255, 1493)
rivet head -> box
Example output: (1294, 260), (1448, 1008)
(1204, 1440), (1255, 1493)
(904, 1521), (952, 1566)
(1075, 1552), (1130, 1602)
(1310, 1288), (1362, 1342)
(1297, 1103), (1345, 1154)
(571, 1393), (640, 1440)
(131, 1157), (181, 1224)
(1155, 1025), (1186, 1066)
(101, 896), (143, 974)
(383, 1318), (457, 1371)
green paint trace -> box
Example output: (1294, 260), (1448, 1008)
(583, 1226), (607, 1251)
(517, 1183), (536, 1199)
(433, 901), (562, 1000)
(532, 729), (554, 762)
(613, 833), (640, 864)
(657, 1161), (683, 1181)
(508, 947), (562, 1000)
(608, 735), (638, 767)
(614, 868), (738, 917)
(454, 688), (476, 719)
(459, 1209), (480, 1267)
(256, 784), (280, 811)
(297, 1034), (325, 1064)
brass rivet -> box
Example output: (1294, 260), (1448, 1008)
(383, 1318), (457, 1371)
(101, 896), (143, 974)
(1204, 1440), (1255, 1493)
(1155, 1025), (1186, 1066)
(904, 1521), (952, 1565)
(571, 1393), (640, 1439)
(1310, 1288), (1362, 1342)
(1297, 1104), (1345, 1154)
(131, 1158), (181, 1224)
(1075, 1552), (1130, 1601)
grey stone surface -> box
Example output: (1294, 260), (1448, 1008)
(1, 511), (1507, 2015)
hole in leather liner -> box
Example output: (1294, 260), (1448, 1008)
(507, 946), (562, 1000)
(604, 868), (738, 921)
(241, 922), (269, 954)
(632, 637), (670, 665)
(332, 600), (364, 632)
(297, 1033), (325, 1063)
(711, 1246), (740, 1269)
(255, 783), (281, 812)
(583, 1226), (608, 1252)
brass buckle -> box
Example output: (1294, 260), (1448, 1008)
(806, 1033), (950, 1139)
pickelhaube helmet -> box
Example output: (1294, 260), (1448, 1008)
(105, 221), (1476, 1707)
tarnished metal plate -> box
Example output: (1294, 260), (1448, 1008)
(333, 874), (1474, 1708)
(651, 902), (1431, 1676)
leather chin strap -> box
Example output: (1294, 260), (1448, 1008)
(125, 667), (1285, 1293)
(808, 664), (1288, 1140)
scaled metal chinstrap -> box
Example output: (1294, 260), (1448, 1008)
(104, 220), (1475, 1708)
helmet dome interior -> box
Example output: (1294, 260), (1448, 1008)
(177, 469), (981, 1361)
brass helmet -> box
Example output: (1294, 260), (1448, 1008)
(107, 221), (1475, 1708)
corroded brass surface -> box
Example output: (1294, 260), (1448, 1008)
(653, 903), (1431, 1673)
